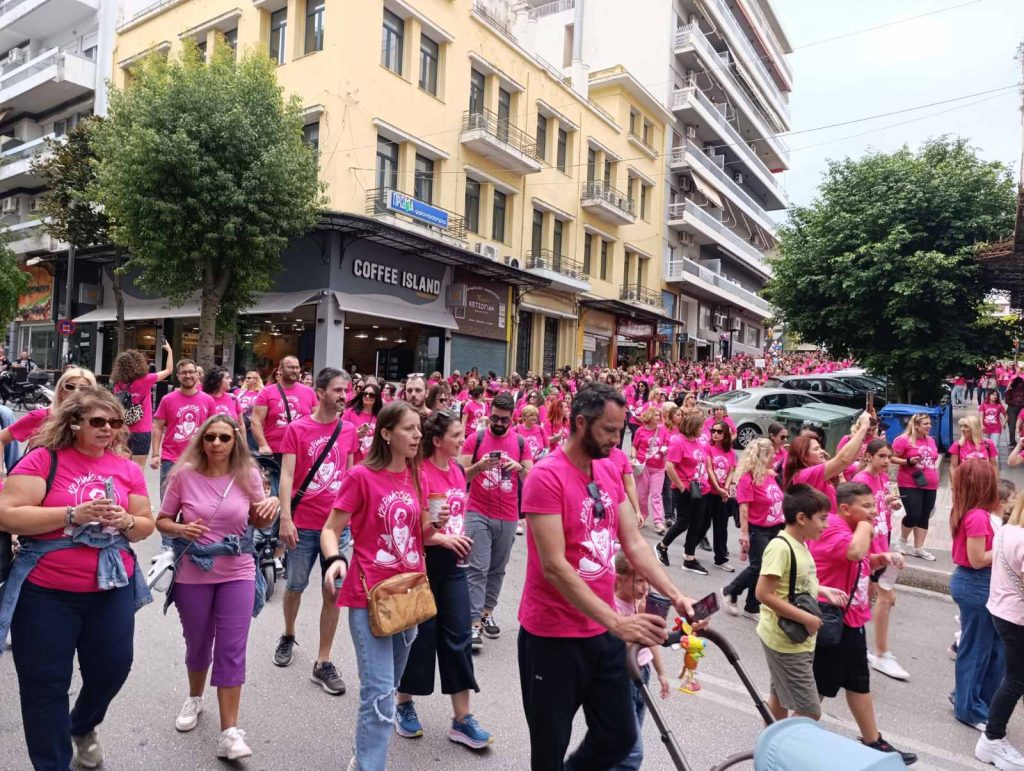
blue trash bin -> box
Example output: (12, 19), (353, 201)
(878, 404), (950, 452)
(754, 718), (906, 771)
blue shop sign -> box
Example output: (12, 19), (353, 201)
(387, 190), (449, 229)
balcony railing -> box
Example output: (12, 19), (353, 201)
(462, 109), (542, 162)
(365, 187), (467, 240)
(526, 249), (587, 282)
(628, 130), (657, 156)
(581, 180), (635, 217)
(738, 0), (792, 82)
(620, 284), (662, 309)
(670, 140), (782, 225)
(528, 0), (574, 19)
(665, 257), (772, 313)
(698, 0), (791, 102)
(668, 199), (767, 272)
(0, 133), (54, 165)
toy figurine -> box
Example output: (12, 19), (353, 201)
(673, 618), (706, 694)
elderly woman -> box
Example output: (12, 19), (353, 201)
(0, 387), (154, 770)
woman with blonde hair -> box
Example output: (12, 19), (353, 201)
(0, 387), (154, 770)
(632, 406), (669, 534)
(892, 413), (941, 560)
(111, 341), (174, 466)
(951, 415), (998, 475)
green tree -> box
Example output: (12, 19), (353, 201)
(764, 137), (1016, 401)
(89, 42), (324, 368)
(0, 232), (27, 331)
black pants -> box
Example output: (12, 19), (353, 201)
(518, 629), (636, 771)
(987, 616), (1024, 740)
(398, 547), (478, 696)
(725, 524), (782, 614)
(662, 489), (706, 557)
(898, 487), (937, 530)
(661, 474), (672, 523)
(11, 581), (135, 771)
(697, 493), (730, 564)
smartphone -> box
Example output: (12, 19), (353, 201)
(104, 476), (115, 502)
(688, 591), (720, 622)
(866, 391), (875, 414)
(489, 450), (502, 461)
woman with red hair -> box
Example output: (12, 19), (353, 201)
(545, 396), (569, 452)
(783, 413), (872, 512)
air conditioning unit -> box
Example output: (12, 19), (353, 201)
(684, 125), (696, 140)
(2, 197), (20, 214)
(5, 48), (26, 66)
(713, 311), (727, 328)
(507, 256), (520, 269)
(733, 172), (745, 185)
(28, 198), (44, 214)
(474, 241), (498, 261)
(679, 232), (694, 246)
(729, 319), (742, 333)
(703, 142), (715, 156)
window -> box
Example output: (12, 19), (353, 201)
(699, 304), (712, 330)
(305, 0), (325, 54)
(556, 128), (568, 172)
(375, 135), (399, 190)
(82, 46), (97, 60)
(643, 120), (652, 144)
(599, 240), (609, 281)
(269, 9), (287, 65)
(196, 39), (207, 62)
(223, 28), (238, 51)
(492, 190), (507, 242)
(587, 148), (596, 182)
(603, 159), (611, 185)
(553, 218), (563, 258)
(419, 35), (439, 95)
(535, 114), (548, 161)
(414, 154), (434, 203)
(469, 68), (485, 113)
(640, 185), (649, 220)
(629, 110), (638, 135)
(563, 23), (574, 68)
(464, 179), (480, 234)
(531, 209), (543, 254)
(497, 88), (511, 142)
(381, 9), (404, 74)
(583, 233), (592, 274)
(302, 122), (320, 153)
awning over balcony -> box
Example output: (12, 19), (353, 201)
(579, 297), (684, 328)
(690, 170), (723, 210)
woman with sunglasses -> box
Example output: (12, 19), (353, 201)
(156, 415), (277, 760)
(344, 383), (383, 465)
(426, 383), (452, 413)
(891, 413), (941, 560)
(111, 342), (175, 467)
(0, 367), (97, 476)
(0, 387), (154, 771)
(951, 416), (998, 477)
(700, 421), (738, 572)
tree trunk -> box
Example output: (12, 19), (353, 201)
(112, 250), (126, 355)
(197, 259), (231, 370)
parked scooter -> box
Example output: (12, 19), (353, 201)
(0, 370), (50, 411)
(254, 456), (284, 601)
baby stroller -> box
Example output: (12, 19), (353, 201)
(629, 627), (906, 770)
(254, 455), (284, 601)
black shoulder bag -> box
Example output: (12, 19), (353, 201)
(776, 536), (822, 644)
(276, 384), (294, 425)
(291, 419), (344, 513)
(816, 559), (861, 648)
(0, 449), (59, 586)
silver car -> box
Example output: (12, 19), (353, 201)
(699, 388), (823, 449)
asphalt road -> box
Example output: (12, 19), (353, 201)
(0, 461), (1019, 770)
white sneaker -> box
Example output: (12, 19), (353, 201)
(175, 696), (203, 732)
(976, 735), (1024, 770)
(722, 589), (739, 616)
(216, 727), (252, 760)
(894, 538), (907, 555)
(871, 651), (910, 681)
(347, 757), (357, 771)
(741, 609), (760, 622)
(515, 522), (524, 536)
(912, 547), (936, 561)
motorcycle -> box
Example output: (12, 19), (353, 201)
(254, 456), (284, 601)
(0, 370), (50, 411)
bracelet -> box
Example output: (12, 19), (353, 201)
(323, 554), (347, 569)
(66, 506), (75, 527)
(121, 516), (136, 534)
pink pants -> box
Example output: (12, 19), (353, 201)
(637, 466), (666, 525)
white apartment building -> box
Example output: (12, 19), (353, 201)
(0, 0), (116, 367)
(514, 0), (792, 359)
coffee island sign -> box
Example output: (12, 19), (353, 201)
(352, 258), (442, 298)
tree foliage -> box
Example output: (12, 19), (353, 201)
(0, 232), (27, 330)
(89, 42), (324, 367)
(764, 138), (1016, 401)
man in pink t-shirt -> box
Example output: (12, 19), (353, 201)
(518, 383), (702, 770)
(150, 358), (216, 489)
(250, 355), (318, 458)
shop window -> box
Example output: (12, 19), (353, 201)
(419, 34), (439, 95)
(305, 0), (325, 54)
(381, 9), (404, 75)
(536, 114), (548, 162)
(375, 135), (399, 191)
(464, 178), (480, 234)
(469, 68), (485, 113)
(414, 154), (434, 204)
(269, 8), (287, 65)
(492, 190), (507, 242)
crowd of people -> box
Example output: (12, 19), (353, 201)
(4, 348), (1024, 770)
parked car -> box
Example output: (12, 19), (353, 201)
(699, 388), (823, 449)
(765, 375), (888, 410)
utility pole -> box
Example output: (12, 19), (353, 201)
(61, 242), (75, 365)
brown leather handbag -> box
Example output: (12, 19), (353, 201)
(360, 570), (437, 637)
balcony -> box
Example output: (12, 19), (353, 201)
(7, 218), (56, 255)
(460, 109), (543, 174)
(664, 257), (772, 319)
(627, 130), (658, 158)
(667, 200), (769, 278)
(365, 187), (467, 242)
(525, 249), (590, 293)
(0, 133), (53, 188)
(580, 180), (635, 226)
(0, 0), (98, 50)
(0, 48), (96, 115)
(619, 284), (663, 311)
(673, 24), (788, 168)
(737, 0), (793, 85)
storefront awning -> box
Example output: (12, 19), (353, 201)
(519, 301), (577, 321)
(333, 291), (459, 331)
(73, 290), (322, 324)
(690, 172), (724, 210)
(578, 298), (684, 328)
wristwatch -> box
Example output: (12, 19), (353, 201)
(66, 506), (75, 527)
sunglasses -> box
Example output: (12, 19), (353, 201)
(362, 391), (377, 398)
(778, 434), (789, 441)
(63, 382), (82, 392)
(87, 417), (125, 429)
(489, 415), (511, 425)
(586, 482), (606, 521)
(203, 432), (234, 443)
(711, 429), (724, 434)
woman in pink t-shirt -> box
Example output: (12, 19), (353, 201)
(950, 415), (998, 477)
(632, 407), (669, 534)
(157, 415), (277, 760)
(891, 413), (941, 560)
(979, 391), (1007, 448)
(111, 341), (175, 466)
(701, 421), (737, 571)
(657, 413), (711, 575)
(783, 413), (872, 515)
(202, 367), (248, 446)
(948, 459), (1002, 730)
(342, 382), (383, 464)
(320, 402), (437, 770)
(768, 422), (789, 477)
(836, 416), (879, 481)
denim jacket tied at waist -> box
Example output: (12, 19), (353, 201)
(166, 528), (264, 618)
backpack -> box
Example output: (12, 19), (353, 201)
(470, 429), (525, 464)
(117, 387), (144, 427)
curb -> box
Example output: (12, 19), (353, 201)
(898, 563), (951, 595)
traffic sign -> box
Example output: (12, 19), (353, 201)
(57, 319), (76, 337)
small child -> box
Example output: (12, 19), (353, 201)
(613, 552), (669, 771)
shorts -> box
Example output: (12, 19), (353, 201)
(813, 624), (870, 697)
(898, 487), (937, 530)
(127, 431), (151, 456)
(285, 526), (351, 593)
(762, 643), (821, 717)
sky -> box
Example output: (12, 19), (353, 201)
(775, 0), (1024, 209)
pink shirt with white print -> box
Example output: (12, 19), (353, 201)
(892, 435), (939, 490)
(464, 429), (529, 522)
(980, 403), (1006, 435)
(809, 512), (872, 628)
(707, 445), (736, 489)
(421, 458), (468, 538)
(633, 425), (668, 470)
(853, 468), (893, 552)
(341, 408), (376, 462)
(209, 391), (240, 421)
(514, 423), (549, 462)
(280, 415), (358, 531)
(254, 382), (318, 453)
(154, 390), (217, 462)
(735, 471), (784, 528)
(666, 436), (710, 494)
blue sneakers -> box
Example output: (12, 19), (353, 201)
(395, 701), (423, 738)
(448, 714), (493, 750)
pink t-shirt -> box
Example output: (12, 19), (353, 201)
(609, 447), (634, 479)
(159, 467), (264, 584)
(707, 445), (737, 488)
(464, 429), (529, 521)
(154, 390), (217, 462)
(14, 447), (147, 592)
(237, 388), (261, 419)
(791, 463), (838, 515)
(254, 383), (318, 453)
(892, 435), (939, 490)
(280, 415), (358, 530)
(614, 596), (653, 667)
(209, 391), (240, 421)
(666, 436), (709, 493)
(633, 425), (668, 470)
(547, 421), (569, 450)
(809, 513), (871, 628)
(952, 508), (994, 568)
(342, 408), (376, 462)
(463, 400), (488, 431)
(514, 423), (549, 462)
(332, 464), (426, 609)
(114, 373), (159, 433)
(853, 469), (892, 552)
(949, 438), (997, 463)
(988, 526), (1024, 625)
(736, 471), (784, 527)
(519, 449), (625, 638)
(421, 458), (468, 538)
(980, 404), (1006, 435)
(836, 434), (869, 480)
(8, 407), (49, 443)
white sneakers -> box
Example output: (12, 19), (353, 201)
(722, 589), (739, 617)
(976, 735), (1024, 770)
(894, 537), (907, 554)
(868, 651), (910, 681)
(175, 696), (203, 732)
(217, 727), (252, 760)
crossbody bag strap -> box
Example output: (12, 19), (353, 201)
(276, 384), (293, 424)
(843, 560), (862, 612)
(779, 536), (798, 603)
(996, 529), (1024, 603)
(291, 419), (344, 512)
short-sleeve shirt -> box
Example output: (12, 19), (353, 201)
(14, 447), (148, 592)
(421, 458), (468, 538)
(836, 434), (869, 480)
(980, 404), (1007, 434)
(892, 435), (939, 490)
(791, 463), (838, 515)
(280, 415), (358, 531)
(952, 508), (994, 568)
(463, 429), (529, 522)
(254, 383), (318, 453)
(988, 526), (1024, 625)
(633, 425), (668, 470)
(114, 373), (159, 433)
(757, 530), (820, 653)
(666, 436), (709, 493)
(154, 390), (217, 462)
(736, 472), (784, 528)
(237, 388), (261, 419)
(808, 513), (871, 628)
(707, 445), (737, 488)
(342, 408), (376, 462)
(332, 464), (426, 609)
(608, 447), (634, 479)
(853, 469), (892, 551)
(209, 391), (241, 421)
(514, 423), (549, 462)
(8, 407), (49, 443)
(949, 439), (997, 463)
(519, 448), (626, 638)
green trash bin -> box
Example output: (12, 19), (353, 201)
(772, 404), (863, 456)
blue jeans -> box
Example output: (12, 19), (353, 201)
(613, 664), (650, 771)
(348, 607), (417, 771)
(0, 403), (16, 470)
(285, 526), (351, 593)
(951, 566), (1005, 724)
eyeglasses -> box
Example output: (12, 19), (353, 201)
(710, 429), (724, 434)
(489, 415), (511, 425)
(586, 482), (606, 521)
(87, 417), (125, 429)
(62, 382), (81, 392)
(203, 432), (234, 443)
(179, 370), (197, 377)
(362, 391), (376, 398)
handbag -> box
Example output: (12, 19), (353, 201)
(689, 479), (702, 501)
(776, 536), (821, 644)
(816, 560), (861, 648)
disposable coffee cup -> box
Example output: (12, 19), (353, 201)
(427, 493), (445, 523)
(644, 591), (672, 620)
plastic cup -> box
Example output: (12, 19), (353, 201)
(878, 563), (900, 592)
(427, 493), (445, 523)
(644, 591), (672, 620)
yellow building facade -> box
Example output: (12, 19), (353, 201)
(113, 0), (677, 377)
